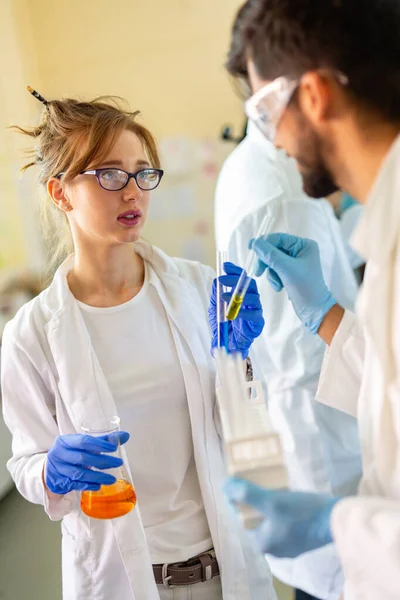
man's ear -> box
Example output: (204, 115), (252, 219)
(298, 71), (333, 127)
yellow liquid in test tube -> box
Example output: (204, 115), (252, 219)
(225, 212), (272, 322)
(226, 294), (245, 320)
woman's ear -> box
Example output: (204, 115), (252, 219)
(47, 178), (73, 212)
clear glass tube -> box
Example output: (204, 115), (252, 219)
(216, 250), (229, 350)
(225, 253), (258, 320)
(80, 415), (136, 520)
(226, 212), (272, 321)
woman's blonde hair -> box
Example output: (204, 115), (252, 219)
(13, 96), (160, 279)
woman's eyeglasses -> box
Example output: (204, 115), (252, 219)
(58, 167), (164, 191)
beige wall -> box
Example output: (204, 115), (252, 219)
(0, 0), (244, 271)
(19, 0), (244, 137)
(0, 0), (44, 270)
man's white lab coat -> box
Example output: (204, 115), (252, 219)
(317, 134), (400, 600)
(1, 242), (275, 600)
(215, 124), (362, 599)
(339, 204), (365, 270)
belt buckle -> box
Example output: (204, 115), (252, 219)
(161, 563), (172, 588)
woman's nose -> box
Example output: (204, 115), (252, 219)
(122, 177), (143, 201)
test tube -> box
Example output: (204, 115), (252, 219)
(226, 212), (272, 321)
(216, 250), (229, 350)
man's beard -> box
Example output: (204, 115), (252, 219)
(301, 162), (339, 198)
(295, 116), (339, 199)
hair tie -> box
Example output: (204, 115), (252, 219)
(26, 86), (49, 106)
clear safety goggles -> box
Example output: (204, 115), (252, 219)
(245, 71), (349, 143)
(244, 76), (299, 143)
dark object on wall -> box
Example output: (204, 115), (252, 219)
(220, 121), (248, 145)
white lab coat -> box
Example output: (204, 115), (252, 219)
(215, 124), (362, 599)
(1, 242), (275, 600)
(316, 134), (400, 600)
(339, 204), (365, 270)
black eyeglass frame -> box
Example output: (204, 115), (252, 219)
(57, 167), (164, 191)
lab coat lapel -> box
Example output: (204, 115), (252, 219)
(45, 301), (116, 429)
(151, 268), (214, 416)
(351, 135), (400, 265)
(135, 249), (257, 597)
(351, 135), (400, 495)
(44, 263), (160, 600)
(137, 241), (215, 394)
(148, 267), (264, 600)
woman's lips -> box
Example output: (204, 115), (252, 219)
(117, 210), (142, 227)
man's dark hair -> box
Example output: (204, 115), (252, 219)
(226, 1), (256, 81)
(227, 0), (400, 122)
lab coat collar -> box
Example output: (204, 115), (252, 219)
(43, 240), (179, 315)
(247, 120), (279, 161)
(351, 133), (400, 262)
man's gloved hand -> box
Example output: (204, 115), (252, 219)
(209, 262), (264, 359)
(45, 431), (130, 495)
(250, 233), (337, 334)
(225, 477), (340, 558)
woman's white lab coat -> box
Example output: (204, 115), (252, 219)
(1, 242), (275, 600)
(316, 135), (400, 600)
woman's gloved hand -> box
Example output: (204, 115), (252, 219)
(45, 431), (130, 495)
(208, 261), (264, 359)
(250, 233), (337, 334)
(225, 477), (341, 558)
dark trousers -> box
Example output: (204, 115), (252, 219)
(295, 590), (321, 600)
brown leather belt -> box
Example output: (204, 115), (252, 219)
(153, 550), (219, 588)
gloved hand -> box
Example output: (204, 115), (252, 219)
(209, 262), (264, 359)
(45, 431), (130, 495)
(225, 477), (340, 558)
(250, 233), (337, 334)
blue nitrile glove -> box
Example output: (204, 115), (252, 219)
(225, 477), (341, 558)
(45, 431), (130, 495)
(208, 262), (264, 359)
(250, 233), (337, 334)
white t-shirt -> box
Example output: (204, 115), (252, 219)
(78, 262), (212, 563)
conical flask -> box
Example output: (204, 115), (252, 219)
(80, 415), (136, 519)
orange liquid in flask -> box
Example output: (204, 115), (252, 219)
(81, 479), (136, 519)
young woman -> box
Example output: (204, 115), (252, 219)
(1, 95), (275, 600)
